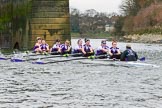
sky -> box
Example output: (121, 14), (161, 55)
(69, 0), (123, 14)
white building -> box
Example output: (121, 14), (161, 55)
(105, 24), (114, 32)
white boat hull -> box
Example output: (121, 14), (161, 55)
(79, 59), (160, 68)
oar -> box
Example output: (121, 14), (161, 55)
(0, 54), (11, 60)
(23, 51), (51, 57)
(0, 52), (24, 61)
(23, 51), (67, 57)
(0, 50), (10, 60)
(10, 53), (83, 62)
(0, 51), (31, 60)
(1, 51), (64, 61)
(0, 57), (10, 60)
(32, 54), (108, 64)
(31, 53), (83, 59)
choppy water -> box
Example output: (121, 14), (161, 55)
(0, 39), (162, 108)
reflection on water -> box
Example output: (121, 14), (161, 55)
(0, 39), (162, 108)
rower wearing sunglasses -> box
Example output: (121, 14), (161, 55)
(96, 40), (109, 58)
(50, 39), (61, 54)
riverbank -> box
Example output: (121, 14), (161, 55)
(71, 32), (113, 39)
(71, 33), (162, 44)
(123, 34), (162, 44)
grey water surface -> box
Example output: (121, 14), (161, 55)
(0, 39), (162, 108)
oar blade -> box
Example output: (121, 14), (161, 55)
(32, 58), (47, 64)
(10, 58), (25, 62)
(32, 61), (46, 64)
(0, 57), (8, 60)
(139, 57), (145, 61)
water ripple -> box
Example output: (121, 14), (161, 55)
(0, 42), (162, 107)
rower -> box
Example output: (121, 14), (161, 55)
(109, 41), (121, 59)
(60, 40), (72, 54)
(33, 37), (42, 53)
(50, 39), (61, 54)
(120, 44), (138, 61)
(40, 39), (49, 53)
(96, 40), (109, 55)
(73, 39), (83, 54)
(82, 38), (94, 56)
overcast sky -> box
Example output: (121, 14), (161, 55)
(69, 0), (123, 14)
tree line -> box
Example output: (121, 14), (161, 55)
(71, 0), (162, 37)
(119, 0), (162, 35)
(70, 8), (120, 37)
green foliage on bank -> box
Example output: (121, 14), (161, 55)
(0, 1), (32, 31)
(114, 0), (162, 36)
(0, 48), (13, 54)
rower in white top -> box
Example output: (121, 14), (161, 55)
(50, 39), (61, 54)
(73, 39), (84, 54)
(95, 40), (109, 58)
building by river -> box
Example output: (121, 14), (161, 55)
(0, 0), (70, 50)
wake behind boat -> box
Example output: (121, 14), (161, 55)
(79, 58), (160, 68)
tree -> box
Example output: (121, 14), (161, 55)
(114, 16), (125, 36)
(70, 8), (119, 35)
(120, 0), (141, 16)
(70, 8), (80, 33)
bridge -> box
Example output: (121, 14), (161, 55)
(0, 0), (70, 50)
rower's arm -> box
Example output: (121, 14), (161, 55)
(47, 45), (50, 51)
(81, 48), (86, 54)
(67, 46), (72, 51)
(101, 48), (109, 53)
(90, 47), (94, 53)
(109, 50), (113, 56)
(117, 49), (121, 55)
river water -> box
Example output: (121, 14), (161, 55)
(0, 39), (162, 108)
